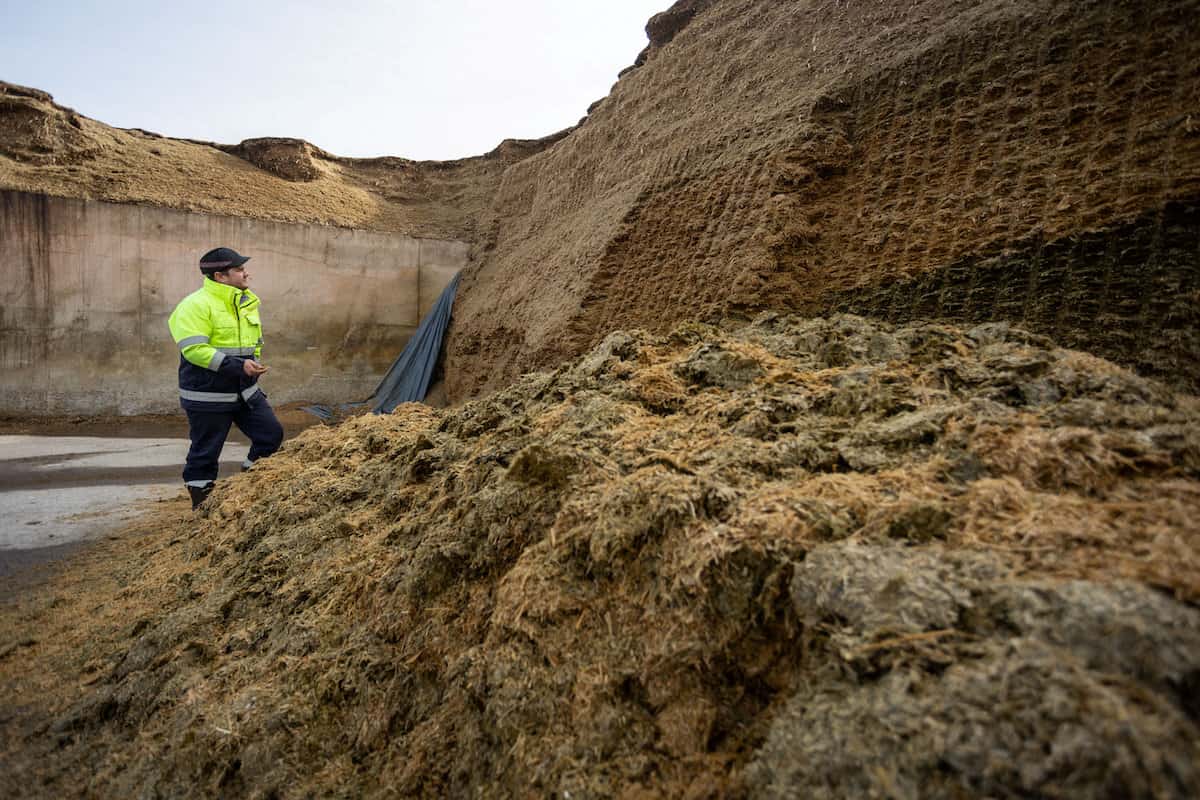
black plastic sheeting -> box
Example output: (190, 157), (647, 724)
(371, 272), (461, 413)
(300, 272), (460, 420)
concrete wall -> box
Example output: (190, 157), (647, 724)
(0, 190), (467, 415)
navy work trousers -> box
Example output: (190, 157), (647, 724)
(183, 399), (284, 485)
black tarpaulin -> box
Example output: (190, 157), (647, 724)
(370, 272), (461, 413)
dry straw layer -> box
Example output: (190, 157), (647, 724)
(3, 313), (1199, 798)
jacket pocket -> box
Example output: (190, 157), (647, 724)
(244, 312), (263, 351)
(212, 308), (240, 346)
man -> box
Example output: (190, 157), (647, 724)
(168, 247), (284, 509)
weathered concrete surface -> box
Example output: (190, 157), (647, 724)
(0, 435), (251, 582)
(0, 190), (468, 414)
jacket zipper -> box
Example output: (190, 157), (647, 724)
(234, 293), (242, 349)
(234, 294), (243, 398)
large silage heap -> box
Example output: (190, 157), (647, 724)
(4, 315), (1199, 797)
(447, 0), (1200, 401)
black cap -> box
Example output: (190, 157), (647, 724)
(199, 247), (250, 275)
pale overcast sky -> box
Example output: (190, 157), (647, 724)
(0, 0), (667, 160)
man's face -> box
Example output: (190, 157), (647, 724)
(215, 266), (250, 290)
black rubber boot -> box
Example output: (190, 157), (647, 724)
(187, 482), (214, 510)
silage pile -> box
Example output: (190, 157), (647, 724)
(35, 315), (1200, 797)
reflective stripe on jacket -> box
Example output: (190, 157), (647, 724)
(167, 277), (266, 412)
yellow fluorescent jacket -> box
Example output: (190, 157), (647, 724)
(167, 277), (265, 411)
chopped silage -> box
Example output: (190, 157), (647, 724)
(11, 314), (1200, 798)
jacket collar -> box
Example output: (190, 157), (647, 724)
(202, 277), (257, 308)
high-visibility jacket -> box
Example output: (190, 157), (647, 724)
(167, 277), (267, 412)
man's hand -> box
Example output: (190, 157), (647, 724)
(243, 359), (270, 377)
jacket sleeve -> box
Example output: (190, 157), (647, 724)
(168, 300), (245, 377)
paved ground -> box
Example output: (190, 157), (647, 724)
(0, 435), (249, 578)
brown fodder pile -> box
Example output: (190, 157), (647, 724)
(0, 80), (557, 239)
(447, 0), (1200, 400)
(3, 315), (1199, 798)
